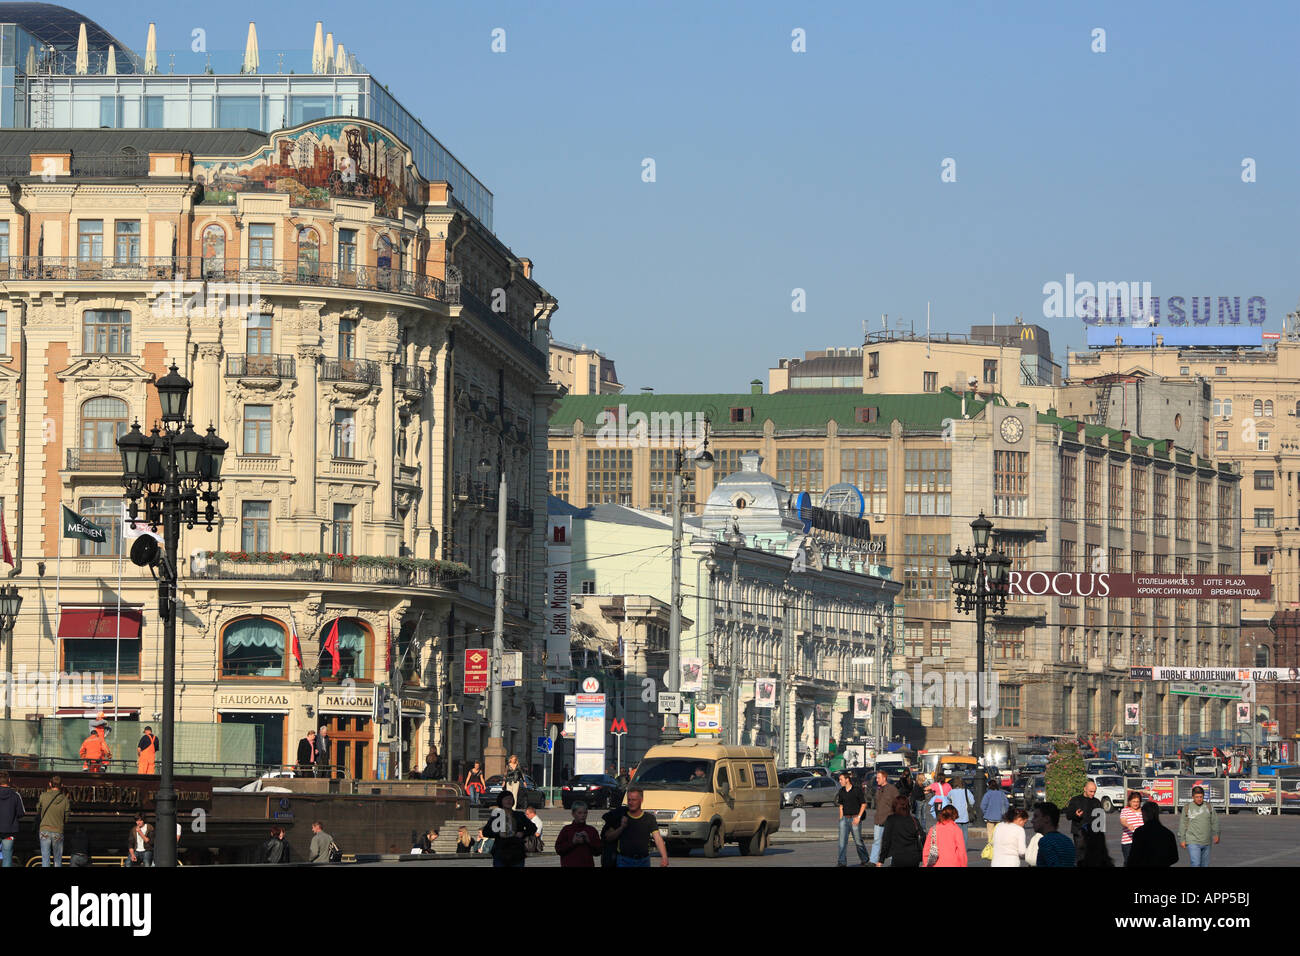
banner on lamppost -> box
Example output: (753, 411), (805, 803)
(1125, 703), (1140, 726)
(680, 657), (703, 693)
(1237, 703), (1251, 724)
(853, 694), (872, 719)
(755, 679), (776, 709)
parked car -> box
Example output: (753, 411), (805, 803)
(1088, 774), (1126, 812)
(778, 768), (814, 786)
(485, 773), (545, 809)
(560, 774), (622, 809)
(1085, 759), (1120, 776)
(781, 775), (840, 807)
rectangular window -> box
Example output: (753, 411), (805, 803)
(650, 448), (694, 511)
(997, 536), (1029, 602)
(289, 95), (335, 124)
(0, 221), (8, 259)
(217, 95), (263, 128)
(1108, 463), (1124, 528)
(994, 450), (1029, 517)
(841, 448), (887, 514)
(1180, 366), (1189, 376)
(241, 500), (271, 552)
(712, 448), (762, 479)
(1254, 547), (1273, 566)
(1197, 482), (1211, 545)
(143, 96), (164, 129)
(77, 220), (103, 261)
(903, 534), (951, 601)
(1216, 431), (1228, 451)
(338, 318), (357, 359)
(333, 408), (356, 458)
(1259, 433), (1270, 451)
(1131, 466), (1147, 521)
(983, 359), (997, 384)
(580, 579), (597, 595)
(1215, 367), (1227, 376)
(243, 404), (272, 455)
(904, 623), (926, 657)
(776, 448), (824, 495)
(1084, 458), (1101, 524)
(868, 352), (879, 378)
(98, 95), (122, 127)
(729, 406), (753, 423)
(331, 503), (353, 554)
(0, 311), (7, 355)
(1218, 485), (1233, 547)
(248, 224), (274, 268)
(548, 448), (570, 500)
(244, 313), (272, 356)
(114, 220), (140, 264)
(1061, 455), (1077, 520)
(929, 624), (950, 656)
(82, 310), (130, 354)
(1255, 470), (1275, 490)
(1153, 472), (1169, 535)
(904, 448), (952, 516)
(923, 371), (938, 392)
(77, 497), (122, 556)
(588, 366), (597, 393)
(338, 229), (358, 271)
(996, 685), (1021, 728)
(586, 449), (633, 505)
(1175, 477), (1190, 538)
(1255, 508), (1274, 529)
(64, 635), (140, 677)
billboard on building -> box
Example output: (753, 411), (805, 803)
(546, 515), (573, 687)
(1008, 572), (1269, 601)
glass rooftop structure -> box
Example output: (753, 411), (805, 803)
(0, 3), (494, 229)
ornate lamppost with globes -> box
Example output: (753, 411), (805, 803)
(948, 513), (1011, 814)
(117, 362), (227, 868)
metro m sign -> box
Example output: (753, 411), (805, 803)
(1007, 572), (1270, 601)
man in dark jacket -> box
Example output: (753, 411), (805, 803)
(263, 825), (290, 863)
(1126, 802), (1178, 867)
(296, 731), (317, 776)
(870, 769), (900, 866)
(1063, 780), (1102, 863)
(0, 771), (24, 867)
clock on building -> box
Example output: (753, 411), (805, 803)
(1000, 416), (1024, 444)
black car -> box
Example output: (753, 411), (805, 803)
(778, 768), (815, 786)
(1015, 774), (1047, 810)
(560, 774), (622, 809)
(484, 774), (545, 809)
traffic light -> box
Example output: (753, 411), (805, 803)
(374, 684), (397, 739)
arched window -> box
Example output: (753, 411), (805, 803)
(1254, 399), (1264, 418)
(318, 618), (370, 682)
(201, 223), (226, 279)
(80, 396), (127, 465)
(1265, 400), (1274, 417)
(222, 616), (287, 677)
(1254, 644), (1270, 668)
(296, 226), (320, 281)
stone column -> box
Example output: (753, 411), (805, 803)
(294, 345), (321, 517)
(194, 343), (223, 430)
(377, 353), (395, 522)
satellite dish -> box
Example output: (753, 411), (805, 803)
(820, 483), (865, 519)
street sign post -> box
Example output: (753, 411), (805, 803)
(658, 692), (682, 715)
(610, 717), (628, 776)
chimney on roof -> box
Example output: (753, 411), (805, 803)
(740, 452), (763, 472)
(751, 380), (763, 395)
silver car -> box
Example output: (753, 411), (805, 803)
(781, 775), (841, 807)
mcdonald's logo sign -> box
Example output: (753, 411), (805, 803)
(1020, 326), (1036, 341)
(611, 718), (628, 734)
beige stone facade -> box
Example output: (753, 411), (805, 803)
(0, 121), (558, 781)
(548, 340), (621, 395)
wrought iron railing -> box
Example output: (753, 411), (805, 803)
(226, 353), (296, 379)
(0, 154), (149, 177)
(0, 256), (447, 302)
(393, 364), (428, 393)
(66, 449), (121, 471)
(320, 357), (380, 384)
(191, 553), (465, 589)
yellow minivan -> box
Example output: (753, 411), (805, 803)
(634, 739), (780, 857)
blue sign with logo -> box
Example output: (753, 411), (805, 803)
(536, 736), (553, 755)
(1087, 327), (1262, 349)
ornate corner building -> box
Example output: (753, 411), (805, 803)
(0, 117), (558, 779)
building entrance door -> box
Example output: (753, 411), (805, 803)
(321, 714), (373, 780)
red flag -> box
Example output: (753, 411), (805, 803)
(385, 616), (393, 674)
(0, 500), (12, 566)
(290, 610), (303, 669)
(324, 619), (341, 677)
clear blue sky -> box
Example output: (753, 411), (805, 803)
(77, 0), (1300, 391)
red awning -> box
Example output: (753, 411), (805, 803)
(57, 608), (143, 640)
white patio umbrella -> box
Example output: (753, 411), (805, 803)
(323, 32), (334, 73)
(106, 44), (117, 75)
(336, 43), (347, 74)
(144, 23), (157, 75)
(242, 22), (259, 74)
(312, 21), (324, 73)
(74, 22), (88, 75)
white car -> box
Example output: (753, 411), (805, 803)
(1088, 774), (1126, 813)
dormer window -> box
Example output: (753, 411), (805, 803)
(730, 406), (753, 423)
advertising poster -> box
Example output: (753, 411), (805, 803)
(693, 704), (722, 735)
(563, 694), (576, 737)
(854, 694), (872, 719)
(680, 657), (703, 693)
(1137, 777), (1176, 808)
(755, 679), (776, 709)
(574, 692), (606, 774)
(545, 515), (573, 688)
(1124, 703), (1139, 726)
(1175, 777), (1227, 808)
(1228, 778), (1277, 809)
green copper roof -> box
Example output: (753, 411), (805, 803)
(548, 388), (989, 433)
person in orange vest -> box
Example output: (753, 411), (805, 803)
(137, 726), (159, 775)
(80, 723), (112, 774)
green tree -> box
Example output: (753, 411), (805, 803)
(1046, 742), (1087, 809)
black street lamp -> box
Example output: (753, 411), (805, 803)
(0, 584), (22, 720)
(118, 362), (226, 867)
(948, 512), (1011, 816)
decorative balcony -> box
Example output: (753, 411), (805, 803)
(226, 353), (296, 380)
(320, 357), (381, 385)
(0, 256), (447, 302)
(393, 365), (428, 395)
(66, 449), (121, 471)
(191, 551), (469, 589)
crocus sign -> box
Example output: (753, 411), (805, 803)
(1006, 572), (1270, 601)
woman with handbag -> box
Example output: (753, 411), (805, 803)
(922, 805), (967, 867)
(877, 795), (923, 867)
